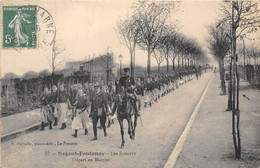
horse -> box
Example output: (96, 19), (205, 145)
(112, 91), (139, 148)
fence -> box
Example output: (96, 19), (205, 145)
(238, 65), (260, 86)
(1, 73), (90, 117)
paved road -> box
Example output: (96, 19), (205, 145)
(1, 72), (212, 168)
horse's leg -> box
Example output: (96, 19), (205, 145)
(127, 117), (131, 139)
(130, 116), (135, 140)
(132, 113), (138, 140)
(118, 118), (125, 148)
(127, 114), (133, 140)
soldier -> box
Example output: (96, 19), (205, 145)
(119, 68), (140, 116)
(89, 84), (111, 141)
(39, 87), (54, 130)
(152, 77), (159, 102)
(101, 85), (113, 128)
(135, 79), (144, 110)
(71, 89), (90, 138)
(97, 85), (111, 130)
(50, 85), (59, 126)
(83, 82), (90, 95)
(107, 84), (117, 128)
(69, 84), (78, 120)
(57, 84), (69, 129)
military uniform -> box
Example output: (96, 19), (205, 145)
(50, 90), (59, 126)
(90, 90), (110, 140)
(40, 91), (54, 130)
(135, 83), (144, 109)
(69, 87), (78, 117)
(119, 68), (140, 115)
(119, 75), (135, 90)
(57, 90), (69, 129)
(71, 92), (91, 137)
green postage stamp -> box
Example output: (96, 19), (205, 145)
(2, 5), (37, 48)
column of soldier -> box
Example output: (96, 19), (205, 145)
(39, 68), (202, 141)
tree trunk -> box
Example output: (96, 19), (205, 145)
(182, 56), (184, 69)
(133, 51), (135, 77)
(166, 50), (169, 74)
(227, 57), (232, 111)
(188, 58), (190, 69)
(130, 49), (135, 77)
(158, 63), (160, 74)
(130, 50), (133, 77)
(172, 58), (175, 71)
(147, 47), (151, 76)
(178, 55), (180, 71)
(106, 68), (109, 85)
(185, 58), (187, 69)
(231, 4), (240, 159)
(219, 58), (226, 95)
(51, 71), (54, 86)
(236, 66), (241, 159)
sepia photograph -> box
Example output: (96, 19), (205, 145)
(0, 0), (260, 168)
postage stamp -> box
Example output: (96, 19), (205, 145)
(2, 5), (37, 48)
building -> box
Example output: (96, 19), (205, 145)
(65, 54), (119, 83)
(83, 54), (118, 83)
(65, 61), (85, 72)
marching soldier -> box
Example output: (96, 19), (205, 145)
(69, 84), (78, 120)
(107, 84), (117, 128)
(135, 79), (144, 110)
(50, 85), (59, 126)
(71, 89), (90, 138)
(89, 84), (111, 141)
(119, 68), (140, 116)
(39, 87), (54, 130)
(57, 84), (69, 129)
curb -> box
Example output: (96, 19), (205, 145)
(1, 122), (48, 143)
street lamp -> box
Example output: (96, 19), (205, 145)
(118, 54), (123, 77)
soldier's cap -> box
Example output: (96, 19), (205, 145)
(124, 68), (130, 72)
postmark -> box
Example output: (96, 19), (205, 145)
(36, 6), (56, 47)
(2, 5), (37, 48)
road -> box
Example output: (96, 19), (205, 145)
(1, 72), (212, 168)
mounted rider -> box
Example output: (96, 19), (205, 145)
(119, 68), (140, 116)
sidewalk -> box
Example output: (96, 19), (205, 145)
(1, 108), (41, 141)
(175, 74), (260, 168)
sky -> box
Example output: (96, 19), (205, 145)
(1, 0), (259, 77)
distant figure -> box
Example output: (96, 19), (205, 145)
(214, 67), (217, 76)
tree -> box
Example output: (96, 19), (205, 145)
(100, 47), (114, 85)
(116, 15), (140, 77)
(247, 46), (260, 65)
(218, 1), (260, 159)
(152, 47), (165, 73)
(176, 35), (189, 70)
(48, 39), (71, 84)
(159, 25), (178, 73)
(207, 24), (231, 95)
(168, 32), (180, 71)
(133, 1), (177, 76)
